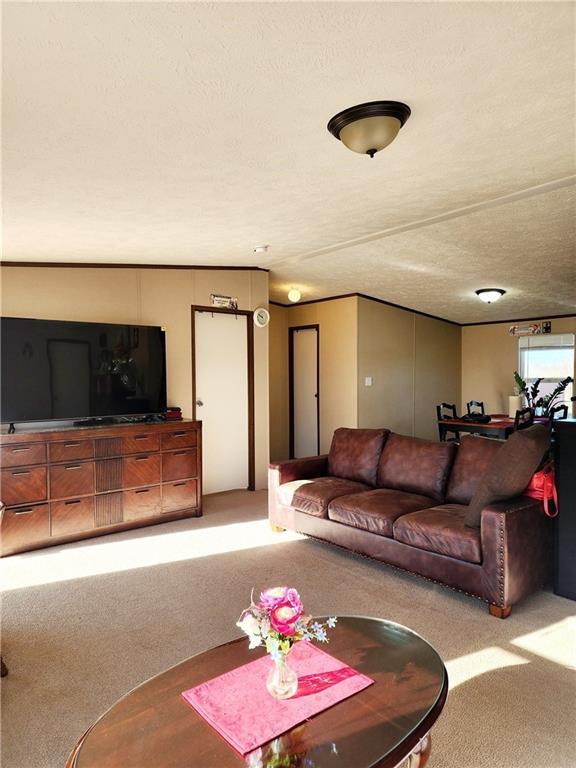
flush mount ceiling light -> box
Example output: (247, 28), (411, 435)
(253, 244), (269, 254)
(476, 288), (506, 304)
(327, 101), (411, 158)
(287, 288), (301, 303)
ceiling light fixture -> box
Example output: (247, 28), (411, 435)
(287, 288), (301, 303)
(475, 288), (506, 304)
(253, 245), (269, 254)
(327, 101), (411, 158)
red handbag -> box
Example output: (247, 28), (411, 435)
(525, 463), (558, 517)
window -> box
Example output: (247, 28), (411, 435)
(518, 334), (575, 406)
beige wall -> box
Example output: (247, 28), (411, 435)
(357, 298), (461, 440)
(268, 297), (358, 459)
(268, 304), (289, 461)
(0, 266), (270, 489)
(269, 295), (461, 458)
(461, 316), (576, 414)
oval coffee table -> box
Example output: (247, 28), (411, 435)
(66, 616), (448, 768)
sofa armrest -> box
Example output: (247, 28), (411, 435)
(480, 495), (551, 608)
(269, 455), (329, 486)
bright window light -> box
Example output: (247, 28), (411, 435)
(445, 646), (529, 688)
(511, 618), (576, 670)
(0, 520), (303, 591)
(519, 334), (575, 406)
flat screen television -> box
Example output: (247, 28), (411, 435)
(1, 317), (167, 424)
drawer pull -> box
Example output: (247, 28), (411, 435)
(12, 470), (30, 476)
(172, 431), (186, 437)
(135, 489), (150, 494)
(64, 499), (82, 505)
(134, 435), (149, 441)
(173, 481), (187, 487)
(12, 447), (31, 453)
(173, 451), (188, 457)
(135, 456), (150, 462)
(14, 508), (34, 515)
(65, 465), (82, 471)
(64, 442), (82, 448)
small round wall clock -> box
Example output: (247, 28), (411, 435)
(253, 307), (270, 328)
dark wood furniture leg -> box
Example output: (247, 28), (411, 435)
(489, 604), (512, 619)
(1, 656), (8, 677)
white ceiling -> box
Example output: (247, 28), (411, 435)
(2, 1), (575, 323)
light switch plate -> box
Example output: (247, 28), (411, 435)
(365, 376), (373, 387)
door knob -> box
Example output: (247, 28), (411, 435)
(196, 399), (204, 407)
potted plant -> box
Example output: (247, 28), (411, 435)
(513, 371), (573, 416)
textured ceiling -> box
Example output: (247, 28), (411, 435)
(2, 2), (575, 323)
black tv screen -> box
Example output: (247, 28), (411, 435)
(1, 317), (167, 423)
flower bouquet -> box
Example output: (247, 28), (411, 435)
(237, 587), (337, 699)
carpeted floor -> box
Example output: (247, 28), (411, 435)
(1, 490), (574, 768)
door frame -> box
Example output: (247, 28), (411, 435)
(191, 305), (255, 491)
(289, 324), (320, 460)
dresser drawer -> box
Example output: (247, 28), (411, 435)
(1, 442), (46, 468)
(49, 439), (94, 463)
(1, 503), (50, 555)
(161, 429), (197, 451)
(51, 497), (94, 537)
(162, 449), (197, 482)
(50, 461), (95, 499)
(122, 454), (161, 488)
(123, 485), (162, 521)
(162, 479), (198, 512)
(1, 466), (47, 506)
(122, 433), (160, 455)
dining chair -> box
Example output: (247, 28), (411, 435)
(466, 400), (485, 415)
(513, 407), (534, 431)
(549, 404), (568, 422)
(436, 403), (459, 441)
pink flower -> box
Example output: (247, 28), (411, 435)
(259, 587), (303, 614)
(259, 587), (288, 610)
(269, 601), (304, 637)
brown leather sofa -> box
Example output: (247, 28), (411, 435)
(269, 428), (551, 618)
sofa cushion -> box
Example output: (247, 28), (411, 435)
(465, 424), (550, 528)
(377, 433), (456, 501)
(393, 504), (481, 564)
(446, 435), (504, 505)
(279, 477), (371, 518)
(328, 488), (435, 538)
(328, 428), (389, 486)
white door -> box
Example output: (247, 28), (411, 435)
(194, 311), (249, 494)
(292, 327), (319, 458)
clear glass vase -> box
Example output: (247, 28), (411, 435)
(266, 651), (298, 700)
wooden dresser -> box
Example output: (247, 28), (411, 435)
(0, 420), (202, 556)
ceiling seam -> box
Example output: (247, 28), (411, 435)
(267, 175), (576, 269)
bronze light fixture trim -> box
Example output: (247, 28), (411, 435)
(327, 101), (411, 158)
(475, 288), (507, 304)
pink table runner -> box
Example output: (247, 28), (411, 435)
(181, 640), (374, 755)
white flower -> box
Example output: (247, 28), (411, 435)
(237, 612), (260, 637)
(248, 634), (263, 649)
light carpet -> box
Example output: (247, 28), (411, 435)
(1, 490), (574, 768)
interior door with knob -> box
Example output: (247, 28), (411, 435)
(193, 310), (250, 494)
(290, 325), (319, 458)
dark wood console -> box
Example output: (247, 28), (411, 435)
(0, 420), (202, 557)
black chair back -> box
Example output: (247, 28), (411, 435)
(436, 402), (457, 421)
(466, 400), (485, 415)
(514, 407), (534, 431)
(549, 404), (568, 421)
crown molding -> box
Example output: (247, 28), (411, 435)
(0, 261), (269, 272)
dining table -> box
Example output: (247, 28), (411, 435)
(437, 414), (547, 441)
